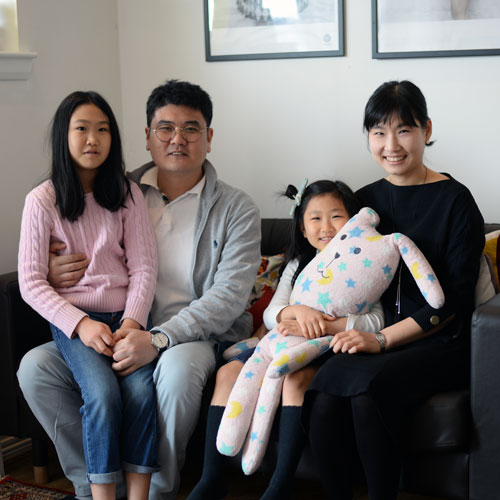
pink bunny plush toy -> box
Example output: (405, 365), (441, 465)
(217, 207), (445, 475)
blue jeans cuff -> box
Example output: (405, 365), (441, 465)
(122, 461), (160, 475)
(87, 470), (122, 484)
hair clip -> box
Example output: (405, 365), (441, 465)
(289, 178), (308, 216)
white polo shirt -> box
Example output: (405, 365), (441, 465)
(140, 167), (206, 326)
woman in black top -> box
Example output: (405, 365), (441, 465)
(303, 80), (485, 500)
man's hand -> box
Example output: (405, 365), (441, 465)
(75, 317), (115, 356)
(112, 328), (158, 376)
(48, 242), (89, 288)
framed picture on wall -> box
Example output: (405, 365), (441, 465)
(204, 0), (344, 61)
(372, 0), (500, 59)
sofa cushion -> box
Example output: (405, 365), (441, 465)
(475, 254), (497, 306)
(409, 390), (471, 453)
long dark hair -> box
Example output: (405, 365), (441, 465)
(284, 180), (360, 286)
(50, 91), (130, 221)
(363, 80), (434, 145)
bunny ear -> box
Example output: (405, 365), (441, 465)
(358, 207), (380, 228)
(393, 233), (445, 309)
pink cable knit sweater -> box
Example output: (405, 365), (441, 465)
(18, 180), (158, 338)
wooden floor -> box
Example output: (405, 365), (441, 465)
(2, 442), (445, 500)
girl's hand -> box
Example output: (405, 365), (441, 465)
(330, 329), (381, 354)
(279, 305), (335, 339)
(75, 317), (115, 356)
(114, 318), (141, 340)
(277, 319), (303, 337)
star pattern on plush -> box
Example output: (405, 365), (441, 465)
(381, 244), (392, 256)
(362, 258), (373, 268)
(301, 277), (312, 293)
(257, 405), (266, 414)
(427, 274), (436, 282)
(346, 278), (356, 288)
(245, 371), (255, 379)
(237, 341), (250, 351)
(348, 226), (364, 238)
(356, 301), (367, 313)
(338, 262), (347, 271)
(275, 341), (288, 354)
(219, 442), (234, 455)
(382, 264), (392, 275)
(317, 291), (332, 309)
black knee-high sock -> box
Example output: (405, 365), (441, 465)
(260, 406), (306, 500)
(351, 394), (400, 500)
(304, 392), (355, 500)
(186, 405), (228, 500)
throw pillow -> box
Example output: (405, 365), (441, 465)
(247, 253), (285, 309)
(484, 231), (500, 289)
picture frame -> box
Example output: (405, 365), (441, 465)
(204, 0), (344, 62)
(372, 0), (500, 59)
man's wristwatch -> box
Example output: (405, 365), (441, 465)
(375, 332), (386, 353)
(151, 332), (169, 353)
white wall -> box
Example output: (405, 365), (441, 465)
(2, 0), (499, 274)
(117, 0), (500, 221)
(0, 0), (121, 273)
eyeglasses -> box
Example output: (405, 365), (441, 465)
(151, 124), (208, 143)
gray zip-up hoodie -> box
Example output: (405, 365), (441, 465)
(129, 160), (261, 347)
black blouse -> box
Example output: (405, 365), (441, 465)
(356, 175), (484, 340)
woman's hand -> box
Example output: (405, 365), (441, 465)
(74, 316), (115, 356)
(278, 305), (335, 339)
(330, 329), (381, 354)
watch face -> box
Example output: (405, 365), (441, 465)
(153, 333), (169, 349)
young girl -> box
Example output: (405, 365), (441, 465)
(187, 180), (384, 500)
(18, 91), (159, 500)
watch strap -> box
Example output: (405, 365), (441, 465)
(375, 332), (386, 353)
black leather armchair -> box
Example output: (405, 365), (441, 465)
(2, 219), (500, 499)
(0, 270), (52, 482)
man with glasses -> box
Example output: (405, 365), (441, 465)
(18, 80), (261, 500)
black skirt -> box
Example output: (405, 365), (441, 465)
(305, 335), (469, 441)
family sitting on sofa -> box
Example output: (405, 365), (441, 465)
(16, 78), (492, 500)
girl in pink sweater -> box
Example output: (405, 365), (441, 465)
(18, 91), (158, 500)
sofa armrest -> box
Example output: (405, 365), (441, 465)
(469, 293), (500, 500)
(0, 271), (52, 438)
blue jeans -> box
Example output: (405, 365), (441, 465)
(51, 311), (158, 484)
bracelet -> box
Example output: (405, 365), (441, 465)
(375, 332), (386, 353)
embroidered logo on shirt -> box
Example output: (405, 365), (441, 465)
(213, 240), (219, 249)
